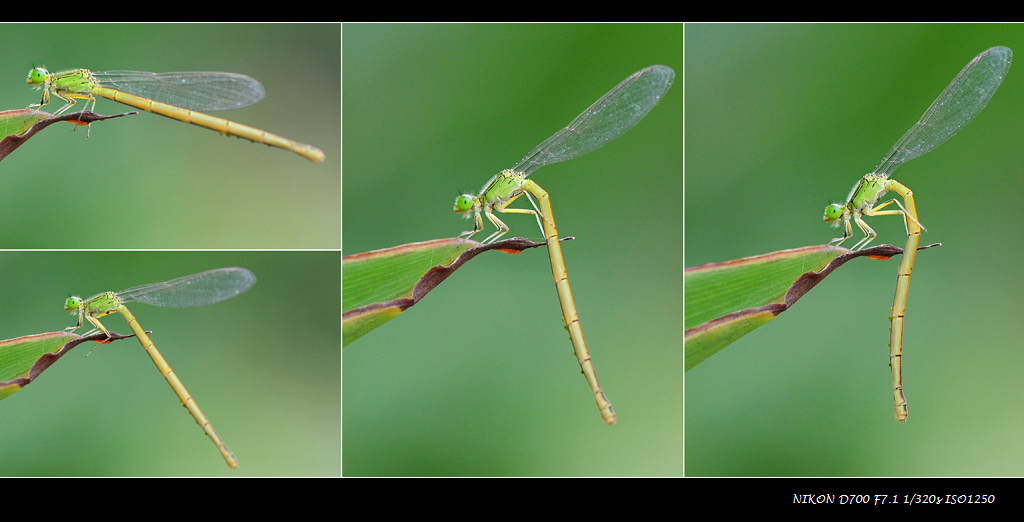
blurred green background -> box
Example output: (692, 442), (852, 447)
(0, 251), (339, 475)
(687, 24), (1024, 475)
(0, 23), (339, 249)
(343, 24), (681, 475)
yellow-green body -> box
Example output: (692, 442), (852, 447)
(455, 171), (615, 424)
(451, 66), (675, 425)
(66, 289), (239, 468)
(888, 200), (920, 422)
(526, 180), (616, 424)
(823, 47), (1012, 421)
(27, 67), (324, 163)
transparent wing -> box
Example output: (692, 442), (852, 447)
(92, 70), (266, 112)
(513, 65), (675, 177)
(115, 267), (257, 308)
(874, 46), (1012, 178)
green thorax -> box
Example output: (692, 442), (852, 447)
(79, 291), (124, 318)
(478, 169), (529, 209)
(48, 69), (97, 96)
(845, 173), (891, 213)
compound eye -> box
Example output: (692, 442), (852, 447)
(454, 195), (474, 213)
(824, 204), (843, 222)
(65, 296), (82, 311)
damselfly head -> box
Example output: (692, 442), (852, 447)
(65, 296), (82, 312)
(823, 203), (844, 226)
(454, 194), (475, 215)
(26, 67), (48, 88)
